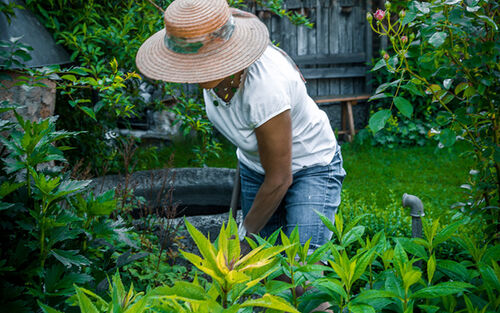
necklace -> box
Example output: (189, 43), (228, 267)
(212, 70), (243, 106)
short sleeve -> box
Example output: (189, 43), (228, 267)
(241, 59), (292, 129)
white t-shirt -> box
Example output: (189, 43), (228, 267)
(203, 45), (337, 174)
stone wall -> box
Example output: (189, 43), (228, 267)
(0, 71), (56, 121)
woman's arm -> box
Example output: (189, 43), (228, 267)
(242, 109), (293, 235)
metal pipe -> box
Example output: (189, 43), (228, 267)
(402, 193), (425, 239)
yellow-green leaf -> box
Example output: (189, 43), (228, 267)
(241, 294), (300, 313)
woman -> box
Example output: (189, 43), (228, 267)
(136, 0), (345, 253)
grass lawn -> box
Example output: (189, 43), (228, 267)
(340, 141), (474, 213)
(152, 136), (474, 220)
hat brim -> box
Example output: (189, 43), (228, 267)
(135, 15), (269, 84)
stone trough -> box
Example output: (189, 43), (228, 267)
(91, 167), (242, 260)
(90, 167), (239, 218)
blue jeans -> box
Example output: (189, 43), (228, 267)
(239, 146), (346, 250)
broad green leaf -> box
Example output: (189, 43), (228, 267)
(349, 303), (376, 313)
(403, 270), (422, 293)
(50, 249), (90, 268)
(385, 274), (404, 298)
(393, 243), (409, 274)
(433, 220), (462, 247)
(482, 244), (500, 265)
(371, 58), (386, 71)
(184, 219), (220, 275)
(368, 92), (392, 101)
(342, 225), (365, 247)
(428, 32), (447, 48)
(241, 294), (300, 313)
(401, 83), (424, 96)
(427, 254), (436, 284)
(56, 179), (91, 197)
(0, 181), (25, 198)
(351, 289), (400, 304)
(60, 74), (76, 82)
(353, 248), (375, 283)
(454, 82), (468, 95)
(369, 110), (391, 133)
(435, 111), (453, 126)
(394, 96), (413, 118)
(410, 282), (474, 299)
(123, 296), (149, 313)
(439, 128), (456, 147)
(314, 278), (348, 300)
(38, 302), (64, 313)
(436, 260), (469, 281)
(478, 15), (498, 31)
(425, 84), (441, 96)
(401, 11), (417, 25)
(478, 264), (500, 292)
(151, 281), (207, 301)
(418, 305), (440, 313)
(79, 106), (96, 121)
(0, 201), (14, 211)
(394, 238), (428, 260)
(75, 287), (99, 313)
(375, 79), (401, 94)
(315, 209), (336, 232)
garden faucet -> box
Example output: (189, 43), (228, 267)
(402, 193), (425, 239)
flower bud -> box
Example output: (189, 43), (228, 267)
(409, 33), (415, 40)
(390, 36), (395, 42)
(383, 52), (390, 60)
(374, 9), (385, 21)
(399, 9), (406, 18)
(366, 12), (373, 22)
(401, 35), (408, 43)
(384, 1), (391, 10)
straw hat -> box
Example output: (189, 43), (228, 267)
(136, 0), (270, 83)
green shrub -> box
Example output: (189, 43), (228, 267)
(0, 104), (142, 311)
(366, 0), (499, 233)
(41, 211), (499, 313)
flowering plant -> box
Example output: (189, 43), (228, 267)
(367, 0), (499, 231)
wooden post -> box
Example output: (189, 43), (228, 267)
(230, 163), (241, 220)
(347, 100), (356, 142)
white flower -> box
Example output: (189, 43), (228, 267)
(104, 130), (118, 140)
(429, 128), (440, 135)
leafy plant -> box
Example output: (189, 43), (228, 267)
(366, 0), (499, 233)
(170, 214), (298, 312)
(0, 106), (139, 311)
(39, 271), (150, 313)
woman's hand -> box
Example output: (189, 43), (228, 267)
(243, 109), (292, 234)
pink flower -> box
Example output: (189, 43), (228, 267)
(383, 52), (390, 60)
(401, 36), (408, 43)
(374, 9), (385, 21)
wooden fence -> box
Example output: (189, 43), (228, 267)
(246, 0), (372, 98)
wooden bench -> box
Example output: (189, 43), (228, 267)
(291, 53), (371, 142)
(314, 94), (371, 142)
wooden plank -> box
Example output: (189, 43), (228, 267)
(313, 94), (370, 104)
(297, 7), (308, 56)
(271, 14), (280, 46)
(301, 67), (367, 79)
(365, 0), (373, 92)
(317, 0), (329, 96)
(293, 53), (366, 65)
(306, 4), (317, 97)
(329, 1), (341, 95)
(285, 0), (303, 9)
